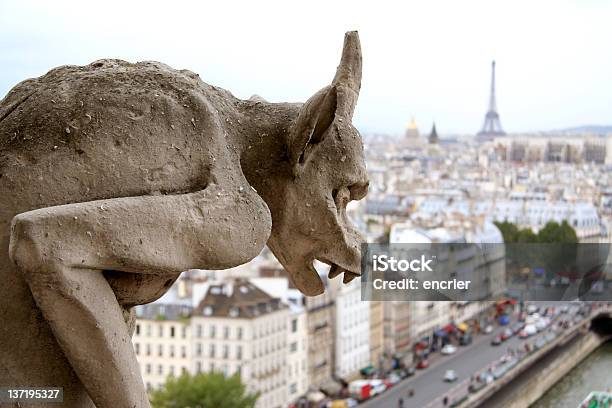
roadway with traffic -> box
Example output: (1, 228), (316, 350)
(360, 302), (579, 408)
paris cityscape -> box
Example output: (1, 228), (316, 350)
(129, 59), (612, 408)
(1, 2), (612, 408)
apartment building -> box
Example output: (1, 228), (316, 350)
(304, 276), (336, 389)
(133, 304), (192, 390)
(191, 279), (289, 408)
(334, 278), (370, 379)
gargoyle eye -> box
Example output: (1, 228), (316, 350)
(349, 181), (369, 201)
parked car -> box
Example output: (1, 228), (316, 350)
(491, 335), (502, 346)
(348, 380), (372, 401)
(444, 369), (458, 382)
(387, 372), (401, 386)
(441, 344), (457, 355)
(417, 359), (429, 369)
(369, 379), (386, 396)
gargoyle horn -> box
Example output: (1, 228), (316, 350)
(332, 31), (362, 118)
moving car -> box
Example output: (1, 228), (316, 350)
(527, 304), (539, 314)
(484, 324), (494, 334)
(511, 322), (525, 335)
(491, 335), (502, 346)
(500, 328), (513, 341)
(444, 369), (458, 382)
(441, 344), (457, 355)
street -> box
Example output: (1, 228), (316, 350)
(360, 302), (575, 408)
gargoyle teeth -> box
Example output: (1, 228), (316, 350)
(343, 271), (360, 284)
(328, 264), (342, 279)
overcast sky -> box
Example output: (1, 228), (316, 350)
(1, 1), (610, 135)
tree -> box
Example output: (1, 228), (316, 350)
(150, 372), (259, 408)
(494, 221), (519, 243)
(494, 220), (578, 244)
(536, 221), (578, 244)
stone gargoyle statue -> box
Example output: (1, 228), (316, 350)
(0, 31), (368, 407)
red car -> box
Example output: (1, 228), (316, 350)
(500, 328), (513, 341)
(417, 359), (429, 369)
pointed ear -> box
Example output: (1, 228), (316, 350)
(288, 85), (338, 168)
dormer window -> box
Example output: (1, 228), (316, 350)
(204, 306), (213, 316)
(229, 307), (239, 318)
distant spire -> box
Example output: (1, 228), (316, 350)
(428, 123), (439, 144)
(477, 60), (506, 142)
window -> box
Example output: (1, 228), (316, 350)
(196, 343), (202, 357)
(170, 326), (175, 338)
(196, 362), (202, 373)
(169, 345), (175, 357)
(146, 344), (151, 356)
(210, 325), (216, 338)
(146, 364), (151, 374)
(181, 326), (187, 339)
(223, 326), (229, 339)
(158, 325), (163, 337)
(236, 346), (242, 359)
(291, 319), (297, 333)
(136, 324), (140, 335)
(290, 342), (297, 353)
(223, 345), (229, 359)
(134, 343), (140, 355)
(237, 327), (243, 340)
(158, 365), (163, 375)
(196, 324), (202, 338)
(209, 344), (216, 358)
(146, 324), (151, 337)
(181, 346), (186, 358)
(169, 365), (175, 376)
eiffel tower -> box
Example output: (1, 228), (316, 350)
(476, 60), (506, 142)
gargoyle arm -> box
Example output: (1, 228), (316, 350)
(8, 183), (271, 408)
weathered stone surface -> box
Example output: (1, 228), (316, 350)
(0, 32), (367, 407)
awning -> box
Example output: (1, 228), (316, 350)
(360, 365), (375, 376)
(457, 323), (469, 332)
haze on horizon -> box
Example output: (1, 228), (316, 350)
(1, 0), (610, 135)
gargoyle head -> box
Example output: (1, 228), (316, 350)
(267, 31), (369, 295)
